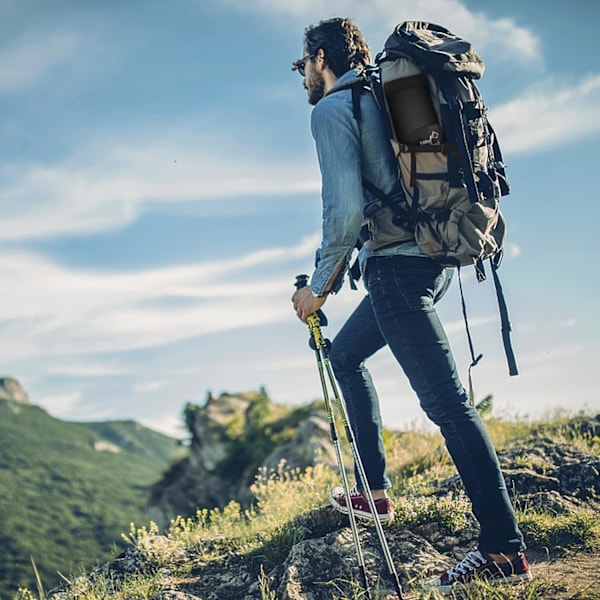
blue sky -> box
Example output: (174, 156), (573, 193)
(1, 0), (598, 437)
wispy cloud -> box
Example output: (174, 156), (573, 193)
(0, 236), (318, 360)
(44, 363), (126, 377)
(442, 314), (497, 336)
(219, 0), (542, 65)
(37, 390), (83, 415)
(133, 380), (169, 394)
(0, 31), (82, 93)
(0, 128), (320, 241)
(490, 74), (600, 154)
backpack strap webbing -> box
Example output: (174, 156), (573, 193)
(458, 257), (519, 388)
(361, 178), (415, 224)
(457, 265), (483, 405)
(490, 256), (519, 376)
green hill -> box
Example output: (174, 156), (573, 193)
(0, 395), (181, 598)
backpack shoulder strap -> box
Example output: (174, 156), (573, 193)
(327, 71), (405, 213)
(325, 74), (370, 122)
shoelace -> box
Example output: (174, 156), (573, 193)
(446, 550), (487, 580)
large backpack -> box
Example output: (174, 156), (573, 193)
(337, 21), (518, 383)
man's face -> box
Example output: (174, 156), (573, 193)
(301, 47), (325, 106)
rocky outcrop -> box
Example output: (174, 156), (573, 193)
(0, 377), (30, 405)
(149, 392), (337, 529)
(437, 436), (600, 513)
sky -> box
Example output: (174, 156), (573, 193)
(1, 0), (598, 438)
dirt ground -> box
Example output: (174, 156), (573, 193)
(527, 548), (600, 600)
(399, 549), (600, 600)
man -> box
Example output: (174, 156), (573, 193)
(290, 17), (531, 594)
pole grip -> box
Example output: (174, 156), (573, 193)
(294, 274), (309, 290)
(294, 274), (328, 326)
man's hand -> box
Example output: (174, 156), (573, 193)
(291, 286), (327, 323)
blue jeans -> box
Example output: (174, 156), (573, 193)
(329, 254), (525, 554)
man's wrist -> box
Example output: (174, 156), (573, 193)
(311, 289), (329, 298)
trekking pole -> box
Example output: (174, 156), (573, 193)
(320, 338), (405, 600)
(294, 275), (371, 599)
(294, 274), (404, 600)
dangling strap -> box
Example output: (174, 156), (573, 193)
(351, 82), (362, 122)
(490, 255), (519, 376)
(348, 264), (359, 289)
(457, 265), (483, 405)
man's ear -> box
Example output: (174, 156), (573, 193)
(316, 48), (326, 68)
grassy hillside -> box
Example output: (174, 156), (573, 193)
(0, 397), (181, 598)
(35, 407), (600, 600)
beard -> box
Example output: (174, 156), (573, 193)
(305, 69), (326, 106)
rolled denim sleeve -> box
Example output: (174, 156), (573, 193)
(309, 96), (364, 296)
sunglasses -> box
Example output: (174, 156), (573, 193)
(292, 52), (316, 77)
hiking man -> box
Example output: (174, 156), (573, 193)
(290, 17), (531, 593)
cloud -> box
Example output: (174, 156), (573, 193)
(37, 390), (83, 415)
(0, 128), (320, 241)
(0, 235), (318, 360)
(558, 318), (576, 329)
(133, 380), (169, 394)
(503, 243), (522, 260)
(442, 314), (497, 336)
(490, 74), (600, 154)
(0, 31), (82, 93)
(45, 363), (126, 377)
(219, 0), (542, 65)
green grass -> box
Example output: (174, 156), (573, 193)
(519, 511), (599, 551)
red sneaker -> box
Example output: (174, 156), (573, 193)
(424, 548), (532, 595)
(329, 486), (394, 523)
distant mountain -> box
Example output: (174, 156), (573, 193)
(0, 378), (181, 598)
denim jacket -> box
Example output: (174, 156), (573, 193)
(309, 69), (420, 296)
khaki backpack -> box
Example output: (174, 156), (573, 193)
(334, 21), (518, 383)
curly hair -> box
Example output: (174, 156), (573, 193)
(304, 17), (371, 78)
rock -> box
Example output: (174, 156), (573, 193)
(191, 394), (250, 472)
(502, 467), (561, 495)
(260, 416), (337, 475)
(0, 377), (30, 404)
(522, 490), (585, 514)
(149, 393), (253, 528)
(499, 440), (600, 504)
(555, 454), (600, 500)
(436, 438), (600, 510)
